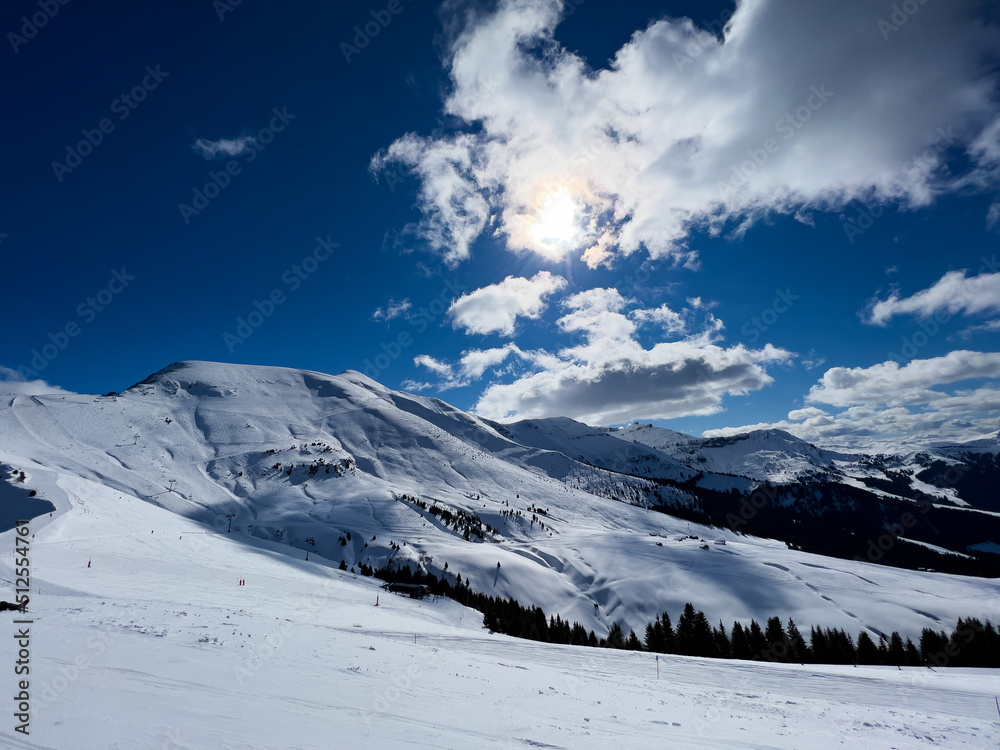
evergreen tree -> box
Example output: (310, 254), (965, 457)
(661, 612), (676, 653)
(713, 620), (732, 659)
(856, 631), (880, 665)
(676, 603), (696, 656)
(730, 622), (752, 660)
(904, 637), (921, 666)
(605, 622), (626, 649)
(764, 616), (790, 662)
(887, 631), (906, 666)
(825, 628), (856, 665)
(786, 619), (808, 663)
(920, 627), (949, 666)
(748, 619), (768, 658)
(810, 626), (830, 664)
(645, 616), (666, 653)
(627, 629), (643, 651)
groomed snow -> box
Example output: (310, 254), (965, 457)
(2, 477), (999, 749)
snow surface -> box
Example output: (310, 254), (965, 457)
(2, 474), (1000, 749)
(2, 361), (1000, 747)
(615, 423), (856, 484)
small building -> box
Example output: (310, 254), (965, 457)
(384, 582), (431, 599)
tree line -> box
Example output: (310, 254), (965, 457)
(364, 561), (1000, 667)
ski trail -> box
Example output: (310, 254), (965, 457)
(762, 562), (871, 633)
(11, 395), (78, 452)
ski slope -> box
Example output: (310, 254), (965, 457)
(1, 478), (999, 749)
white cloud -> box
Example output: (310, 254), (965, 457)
(410, 345), (525, 390)
(448, 271), (567, 336)
(705, 352), (1000, 447)
(988, 201), (1000, 230)
(372, 298), (412, 322)
(787, 406), (827, 421)
(192, 136), (257, 159)
(0, 366), (75, 397)
(864, 270), (1000, 326)
(959, 319), (1000, 338)
(417, 288), (791, 424)
(374, 0), (1000, 266)
(370, 133), (490, 266)
(631, 303), (687, 335)
(808, 350), (1000, 407)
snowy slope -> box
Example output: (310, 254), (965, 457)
(491, 417), (696, 481)
(615, 423), (848, 483)
(1, 474), (999, 749)
(2, 360), (999, 644)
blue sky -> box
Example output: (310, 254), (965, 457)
(3, 0), (1000, 448)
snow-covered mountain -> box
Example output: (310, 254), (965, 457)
(3, 360), (1000, 747)
(2, 360), (998, 639)
(612, 423), (847, 483)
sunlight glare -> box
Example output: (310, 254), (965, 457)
(531, 188), (579, 255)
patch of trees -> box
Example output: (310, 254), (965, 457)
(917, 452), (1000, 513)
(397, 493), (500, 541)
(644, 480), (1000, 577)
(365, 562), (1000, 667)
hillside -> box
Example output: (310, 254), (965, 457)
(3, 476), (999, 748)
(2, 360), (999, 641)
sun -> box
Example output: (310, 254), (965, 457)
(531, 188), (580, 254)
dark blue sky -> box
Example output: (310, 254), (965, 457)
(3, 0), (999, 447)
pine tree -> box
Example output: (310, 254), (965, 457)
(887, 631), (906, 666)
(856, 631), (880, 665)
(764, 616), (790, 662)
(904, 637), (921, 666)
(644, 617), (664, 653)
(713, 620), (731, 659)
(627, 629), (643, 651)
(661, 612), (676, 653)
(810, 626), (829, 664)
(730, 622), (752, 660)
(605, 622), (626, 649)
(748, 619), (768, 658)
(920, 627), (949, 666)
(786, 619), (808, 663)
